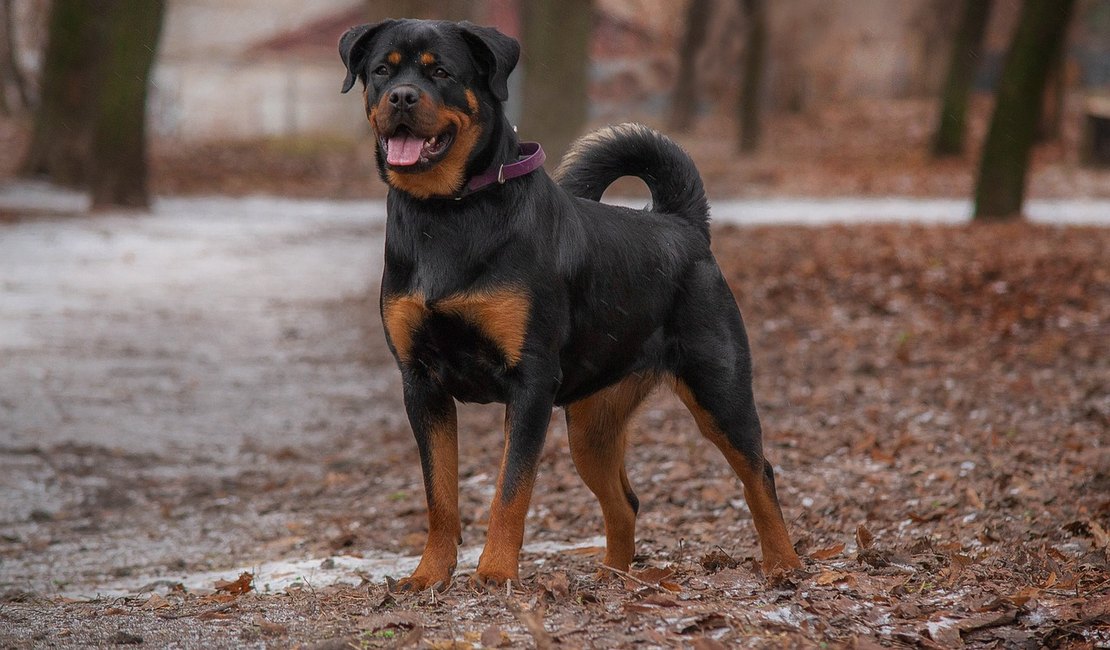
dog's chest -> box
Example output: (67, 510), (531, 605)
(382, 287), (530, 401)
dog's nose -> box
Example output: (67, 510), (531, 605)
(388, 85), (421, 109)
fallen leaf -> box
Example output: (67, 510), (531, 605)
(856, 524), (875, 550)
(965, 487), (984, 510)
(197, 608), (236, 621)
(1007, 586), (1040, 608)
(676, 613), (729, 634)
(634, 566), (675, 583)
(141, 594), (170, 610)
(815, 570), (854, 586)
(812, 542), (846, 560)
(214, 571), (253, 595)
(535, 572), (569, 601)
(943, 553), (973, 585)
(196, 593), (237, 605)
(1040, 571), (1057, 589)
(700, 548), (739, 572)
(958, 608), (1018, 634)
(642, 593), (680, 607)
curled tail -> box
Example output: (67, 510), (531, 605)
(553, 123), (709, 232)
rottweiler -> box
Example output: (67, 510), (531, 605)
(339, 19), (801, 591)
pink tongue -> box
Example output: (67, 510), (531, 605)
(387, 132), (425, 166)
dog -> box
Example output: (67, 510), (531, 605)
(339, 19), (801, 590)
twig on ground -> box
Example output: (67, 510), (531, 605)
(596, 564), (667, 593)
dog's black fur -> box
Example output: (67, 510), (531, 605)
(340, 19), (800, 590)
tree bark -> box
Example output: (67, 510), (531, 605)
(0, 0), (31, 113)
(669, 0), (711, 132)
(87, 0), (166, 210)
(366, 0), (474, 22)
(932, 0), (994, 157)
(973, 0), (1075, 220)
(18, 0), (100, 184)
(736, 0), (766, 153)
(1036, 43), (1065, 142)
(520, 0), (593, 166)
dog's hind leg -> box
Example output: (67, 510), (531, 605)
(669, 262), (801, 575)
(565, 373), (658, 571)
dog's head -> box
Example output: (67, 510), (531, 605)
(339, 20), (520, 199)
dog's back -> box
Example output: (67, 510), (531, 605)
(549, 124), (715, 402)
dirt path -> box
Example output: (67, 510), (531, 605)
(0, 196), (406, 594)
(1, 192), (1108, 648)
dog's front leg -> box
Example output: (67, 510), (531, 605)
(395, 375), (460, 592)
(473, 373), (557, 588)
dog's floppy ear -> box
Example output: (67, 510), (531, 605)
(458, 22), (520, 103)
(339, 20), (396, 94)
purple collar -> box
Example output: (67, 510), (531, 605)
(457, 142), (545, 199)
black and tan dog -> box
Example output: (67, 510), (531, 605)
(339, 19), (801, 590)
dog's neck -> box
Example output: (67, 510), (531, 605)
(471, 111), (521, 181)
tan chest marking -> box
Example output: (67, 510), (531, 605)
(383, 288), (531, 366)
(382, 294), (430, 364)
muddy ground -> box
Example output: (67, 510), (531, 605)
(2, 98), (1110, 648)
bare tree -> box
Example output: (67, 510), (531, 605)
(87, 0), (166, 210)
(973, 0), (1075, 220)
(520, 0), (594, 164)
(19, 0), (100, 185)
(932, 0), (994, 157)
(669, 0), (711, 132)
(736, 0), (766, 153)
(366, 0), (473, 21)
(0, 0), (31, 113)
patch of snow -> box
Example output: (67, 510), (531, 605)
(73, 535), (608, 599)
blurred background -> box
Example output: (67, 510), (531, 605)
(0, 0), (1108, 215)
(2, 5), (1109, 640)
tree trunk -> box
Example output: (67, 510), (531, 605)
(520, 0), (593, 166)
(0, 0), (31, 114)
(736, 0), (766, 153)
(88, 0), (165, 210)
(973, 0), (1075, 221)
(669, 0), (711, 132)
(366, 0), (474, 21)
(932, 0), (994, 157)
(18, 0), (100, 184)
(1036, 43), (1065, 142)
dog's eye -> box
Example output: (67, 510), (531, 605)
(432, 67), (450, 79)
(373, 65), (390, 77)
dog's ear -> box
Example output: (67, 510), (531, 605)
(458, 23), (520, 103)
(339, 21), (396, 94)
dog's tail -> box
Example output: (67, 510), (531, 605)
(553, 123), (709, 231)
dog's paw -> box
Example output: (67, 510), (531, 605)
(387, 571), (453, 594)
(762, 550), (803, 576)
(469, 567), (518, 592)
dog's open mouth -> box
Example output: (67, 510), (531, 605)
(380, 126), (454, 167)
